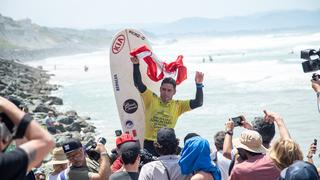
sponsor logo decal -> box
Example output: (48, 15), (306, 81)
(125, 120), (134, 129)
(128, 30), (145, 40)
(112, 34), (125, 54)
(114, 74), (120, 91)
(123, 99), (138, 114)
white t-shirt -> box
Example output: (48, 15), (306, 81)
(211, 150), (231, 180)
(139, 155), (190, 180)
(48, 174), (59, 180)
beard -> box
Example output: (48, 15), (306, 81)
(72, 156), (85, 167)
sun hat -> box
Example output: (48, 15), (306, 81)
(49, 147), (68, 165)
(233, 129), (267, 154)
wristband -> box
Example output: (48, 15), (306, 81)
(196, 83), (204, 88)
(225, 130), (233, 136)
(14, 114), (33, 139)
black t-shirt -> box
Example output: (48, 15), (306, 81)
(109, 171), (139, 180)
(24, 171), (36, 180)
(0, 148), (29, 180)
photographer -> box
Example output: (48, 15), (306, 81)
(301, 48), (320, 112)
(58, 138), (111, 180)
(139, 128), (189, 180)
(0, 96), (55, 180)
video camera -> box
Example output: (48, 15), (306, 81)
(301, 48), (320, 74)
(84, 137), (106, 162)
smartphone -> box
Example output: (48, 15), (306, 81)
(115, 129), (122, 137)
(231, 116), (243, 127)
(314, 139), (317, 145)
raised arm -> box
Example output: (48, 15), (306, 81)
(311, 79), (320, 113)
(0, 96), (55, 172)
(90, 143), (111, 180)
(190, 71), (204, 109)
(131, 56), (147, 93)
(311, 78), (320, 93)
(263, 110), (290, 140)
(223, 119), (234, 160)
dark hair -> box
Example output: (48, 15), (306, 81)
(161, 77), (176, 89)
(121, 150), (139, 165)
(120, 142), (140, 165)
(214, 131), (226, 151)
(154, 139), (178, 155)
(237, 148), (262, 160)
(252, 116), (275, 145)
(184, 133), (199, 144)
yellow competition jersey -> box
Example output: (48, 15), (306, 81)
(141, 89), (191, 141)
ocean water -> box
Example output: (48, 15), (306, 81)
(27, 31), (320, 164)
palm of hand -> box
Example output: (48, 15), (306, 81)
(195, 72), (204, 83)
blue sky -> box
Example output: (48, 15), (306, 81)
(0, 0), (319, 28)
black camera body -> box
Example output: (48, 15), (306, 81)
(139, 149), (156, 167)
(301, 48), (320, 73)
(84, 137), (106, 162)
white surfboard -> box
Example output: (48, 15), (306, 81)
(109, 28), (159, 145)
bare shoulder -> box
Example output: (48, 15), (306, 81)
(191, 171), (214, 180)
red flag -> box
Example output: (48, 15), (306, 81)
(130, 45), (187, 85)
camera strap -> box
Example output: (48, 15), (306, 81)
(159, 160), (171, 180)
(14, 113), (32, 139)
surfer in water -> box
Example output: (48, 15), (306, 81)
(131, 56), (204, 156)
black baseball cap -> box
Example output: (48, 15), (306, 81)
(279, 160), (319, 180)
(62, 138), (83, 154)
(157, 127), (177, 145)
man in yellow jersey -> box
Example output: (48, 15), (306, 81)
(131, 56), (204, 156)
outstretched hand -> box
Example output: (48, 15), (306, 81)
(195, 71), (204, 84)
(225, 119), (235, 131)
(263, 110), (283, 124)
(130, 56), (139, 64)
(307, 143), (317, 158)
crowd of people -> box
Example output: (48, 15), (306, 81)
(1, 55), (320, 180)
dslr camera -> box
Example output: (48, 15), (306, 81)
(84, 137), (106, 162)
(301, 48), (320, 74)
(139, 148), (156, 169)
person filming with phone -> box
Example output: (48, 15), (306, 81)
(223, 110), (307, 180)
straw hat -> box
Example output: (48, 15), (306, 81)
(233, 129), (267, 154)
(49, 147), (68, 165)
